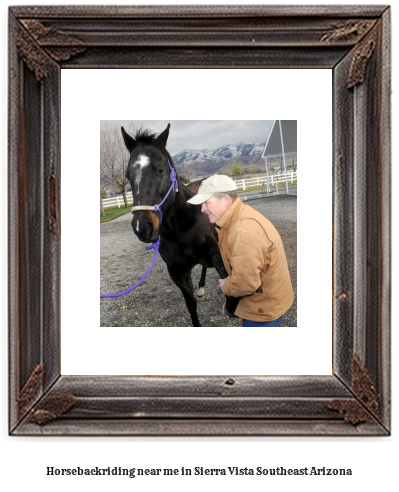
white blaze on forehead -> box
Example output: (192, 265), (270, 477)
(135, 154), (150, 168)
(133, 154), (150, 194)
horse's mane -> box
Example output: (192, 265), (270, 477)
(133, 127), (164, 150)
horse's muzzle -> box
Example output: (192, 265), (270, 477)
(131, 211), (160, 243)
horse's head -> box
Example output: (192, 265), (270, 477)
(122, 124), (175, 243)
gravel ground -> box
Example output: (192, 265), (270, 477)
(100, 194), (297, 327)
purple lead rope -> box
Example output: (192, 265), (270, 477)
(100, 238), (161, 298)
(100, 158), (177, 299)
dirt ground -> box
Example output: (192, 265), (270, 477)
(100, 194), (297, 327)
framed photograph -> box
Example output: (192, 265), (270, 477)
(9, 5), (391, 435)
(97, 118), (300, 330)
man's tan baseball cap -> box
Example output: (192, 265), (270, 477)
(186, 175), (237, 205)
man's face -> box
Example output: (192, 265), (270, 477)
(201, 195), (228, 223)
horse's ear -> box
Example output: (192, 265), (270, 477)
(121, 127), (136, 153)
(156, 123), (170, 147)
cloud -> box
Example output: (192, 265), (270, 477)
(101, 120), (274, 155)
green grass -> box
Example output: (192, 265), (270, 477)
(237, 180), (297, 193)
(100, 206), (131, 223)
(100, 179), (297, 222)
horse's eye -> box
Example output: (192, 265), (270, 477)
(158, 168), (164, 175)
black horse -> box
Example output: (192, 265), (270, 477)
(121, 123), (239, 327)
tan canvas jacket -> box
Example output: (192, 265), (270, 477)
(216, 198), (294, 322)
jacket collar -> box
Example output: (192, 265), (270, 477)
(216, 197), (243, 230)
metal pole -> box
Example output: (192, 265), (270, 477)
(265, 157), (270, 193)
(278, 120), (289, 194)
(100, 193), (105, 216)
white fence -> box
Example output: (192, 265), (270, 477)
(102, 191), (133, 209)
(234, 171), (297, 191)
(101, 172), (297, 210)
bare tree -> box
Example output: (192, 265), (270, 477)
(110, 126), (130, 207)
(279, 155), (283, 174)
(178, 161), (195, 180)
(100, 122), (139, 210)
(100, 123), (114, 216)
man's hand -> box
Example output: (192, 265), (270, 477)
(222, 302), (235, 321)
(218, 276), (229, 290)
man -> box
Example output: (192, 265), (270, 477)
(187, 174), (294, 327)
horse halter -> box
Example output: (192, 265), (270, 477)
(130, 157), (178, 224)
(100, 158), (177, 299)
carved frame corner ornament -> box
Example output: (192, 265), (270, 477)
(346, 27), (379, 88)
(320, 19), (379, 89)
(320, 19), (376, 43)
(8, 5), (391, 436)
(327, 354), (381, 425)
(17, 19), (85, 81)
(17, 363), (45, 419)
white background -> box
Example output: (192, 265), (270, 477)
(1, 1), (397, 491)
(61, 68), (332, 376)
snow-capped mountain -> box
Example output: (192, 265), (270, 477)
(172, 142), (265, 167)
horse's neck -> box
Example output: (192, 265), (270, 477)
(161, 186), (196, 234)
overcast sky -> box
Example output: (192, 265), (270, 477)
(101, 120), (274, 155)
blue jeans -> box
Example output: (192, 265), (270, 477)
(242, 315), (283, 327)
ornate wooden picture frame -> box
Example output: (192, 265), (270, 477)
(9, 5), (391, 435)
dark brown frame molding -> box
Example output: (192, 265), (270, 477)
(9, 5), (391, 436)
